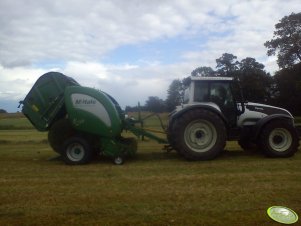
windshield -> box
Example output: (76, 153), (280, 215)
(194, 81), (209, 102)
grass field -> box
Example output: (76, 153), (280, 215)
(0, 113), (301, 226)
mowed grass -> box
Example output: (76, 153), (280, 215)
(0, 114), (301, 226)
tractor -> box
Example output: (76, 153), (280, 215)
(20, 72), (299, 165)
(167, 76), (299, 160)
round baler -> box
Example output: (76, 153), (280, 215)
(21, 72), (137, 165)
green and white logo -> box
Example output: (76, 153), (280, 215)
(267, 206), (298, 224)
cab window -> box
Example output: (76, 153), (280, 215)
(209, 82), (234, 108)
(194, 81), (209, 102)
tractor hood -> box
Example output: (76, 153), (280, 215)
(245, 102), (293, 118)
(237, 102), (294, 127)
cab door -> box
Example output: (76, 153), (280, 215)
(209, 82), (238, 127)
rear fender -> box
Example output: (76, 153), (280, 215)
(169, 104), (228, 128)
(253, 114), (294, 140)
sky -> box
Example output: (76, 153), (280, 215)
(0, 0), (300, 112)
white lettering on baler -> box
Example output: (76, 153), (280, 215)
(71, 93), (111, 127)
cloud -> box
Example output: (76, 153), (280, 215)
(0, 65), (46, 99)
(180, 0), (300, 71)
(0, 0), (299, 112)
(0, 0), (236, 67)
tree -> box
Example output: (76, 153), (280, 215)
(165, 79), (182, 112)
(264, 12), (301, 68)
(216, 53), (239, 77)
(0, 109), (7, 113)
(238, 57), (272, 103)
(145, 96), (166, 113)
(271, 62), (301, 114)
(191, 66), (216, 77)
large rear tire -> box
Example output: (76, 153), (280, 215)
(167, 120), (182, 155)
(172, 109), (226, 160)
(259, 120), (299, 158)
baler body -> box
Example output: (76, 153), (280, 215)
(21, 72), (138, 164)
(64, 86), (123, 138)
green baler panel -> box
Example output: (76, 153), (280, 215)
(21, 72), (80, 131)
(64, 86), (122, 138)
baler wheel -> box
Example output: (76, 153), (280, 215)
(62, 136), (94, 165)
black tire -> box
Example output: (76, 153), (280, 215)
(62, 136), (94, 165)
(238, 139), (250, 149)
(238, 126), (257, 151)
(167, 120), (182, 155)
(259, 120), (299, 158)
(172, 109), (227, 160)
(48, 119), (75, 154)
(238, 138), (257, 151)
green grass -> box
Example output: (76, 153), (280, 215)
(0, 114), (301, 225)
(0, 113), (33, 130)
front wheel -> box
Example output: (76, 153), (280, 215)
(62, 136), (94, 165)
(259, 120), (299, 158)
(172, 109), (227, 160)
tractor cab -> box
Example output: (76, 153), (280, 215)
(183, 76), (245, 127)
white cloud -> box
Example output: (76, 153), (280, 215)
(0, 0), (299, 112)
(0, 65), (46, 100)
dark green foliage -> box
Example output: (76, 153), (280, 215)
(191, 66), (216, 77)
(216, 53), (240, 77)
(264, 12), (301, 68)
(145, 96), (166, 113)
(165, 79), (182, 112)
(271, 62), (301, 114)
(238, 57), (272, 103)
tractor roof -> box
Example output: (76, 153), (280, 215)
(190, 76), (233, 81)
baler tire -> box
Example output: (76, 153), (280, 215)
(48, 118), (75, 154)
(62, 136), (94, 165)
(259, 120), (299, 158)
(173, 109), (226, 161)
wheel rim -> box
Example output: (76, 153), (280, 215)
(184, 120), (217, 153)
(66, 143), (85, 162)
(268, 128), (292, 152)
(114, 157), (123, 165)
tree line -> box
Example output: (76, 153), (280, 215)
(126, 12), (301, 115)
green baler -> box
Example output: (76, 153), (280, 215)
(21, 72), (167, 165)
